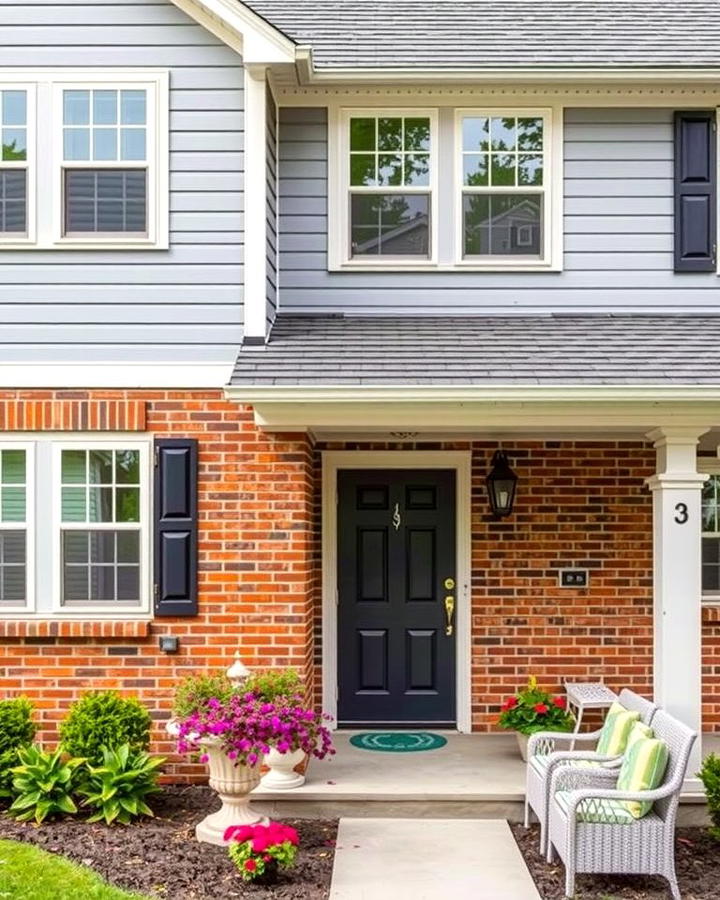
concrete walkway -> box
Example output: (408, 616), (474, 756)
(329, 818), (541, 900)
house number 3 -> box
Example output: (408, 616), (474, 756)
(674, 502), (689, 525)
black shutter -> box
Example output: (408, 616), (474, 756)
(154, 438), (198, 616)
(674, 111), (716, 271)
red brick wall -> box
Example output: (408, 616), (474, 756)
(1, 400), (718, 783)
(0, 389), (315, 781)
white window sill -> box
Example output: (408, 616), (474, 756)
(0, 238), (168, 251)
(328, 261), (562, 273)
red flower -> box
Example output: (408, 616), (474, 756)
(502, 696), (518, 711)
(534, 703), (549, 714)
(244, 859), (257, 873)
(553, 696), (567, 709)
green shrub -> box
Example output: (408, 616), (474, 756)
(78, 743), (164, 825)
(0, 697), (35, 797)
(172, 672), (238, 719)
(700, 752), (720, 840)
(59, 692), (151, 765)
(8, 745), (85, 824)
(244, 669), (303, 703)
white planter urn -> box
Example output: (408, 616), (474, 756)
(195, 738), (267, 846)
(260, 746), (306, 790)
(516, 732), (530, 762)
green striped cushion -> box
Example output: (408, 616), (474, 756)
(616, 736), (669, 818)
(625, 720), (654, 752)
(555, 790), (636, 824)
(595, 702), (640, 756)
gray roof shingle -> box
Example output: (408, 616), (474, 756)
(242, 0), (720, 70)
(230, 314), (720, 386)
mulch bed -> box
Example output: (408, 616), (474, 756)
(0, 785), (337, 899)
(512, 823), (718, 899)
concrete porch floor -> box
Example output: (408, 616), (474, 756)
(250, 732), (717, 822)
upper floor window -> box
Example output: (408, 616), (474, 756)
(0, 88), (32, 239)
(0, 70), (168, 250)
(459, 113), (547, 262)
(329, 105), (560, 271)
(702, 472), (720, 601)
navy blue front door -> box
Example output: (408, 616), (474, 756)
(337, 469), (456, 727)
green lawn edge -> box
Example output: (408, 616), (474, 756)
(0, 839), (150, 900)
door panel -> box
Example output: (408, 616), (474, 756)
(337, 468), (456, 726)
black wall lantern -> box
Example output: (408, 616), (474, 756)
(486, 450), (518, 518)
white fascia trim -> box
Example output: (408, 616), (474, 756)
(295, 53), (720, 85)
(169, 0), (295, 62)
(0, 363), (234, 389)
(224, 384), (720, 404)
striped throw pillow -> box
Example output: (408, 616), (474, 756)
(616, 736), (669, 818)
(595, 702), (640, 756)
(625, 720), (654, 752)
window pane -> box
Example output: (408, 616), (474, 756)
(121, 90), (146, 125)
(351, 193), (429, 257)
(64, 531), (88, 563)
(518, 117), (544, 151)
(0, 530), (25, 603)
(0, 171), (26, 233)
(62, 450), (86, 483)
(89, 531), (116, 562)
(404, 154), (430, 187)
(116, 487), (139, 522)
(463, 193), (543, 257)
(703, 537), (720, 592)
(490, 117), (516, 151)
(2, 128), (26, 161)
(518, 155), (543, 186)
(117, 566), (140, 601)
(120, 128), (146, 161)
(64, 128), (90, 161)
(93, 90), (117, 125)
(703, 477), (718, 532)
(350, 118), (375, 151)
(88, 450), (113, 484)
(404, 118), (430, 151)
(88, 486), (113, 522)
(377, 154), (403, 186)
(490, 153), (516, 186)
(463, 154), (488, 186)
(378, 117), (402, 152)
(1, 487), (25, 522)
(2, 91), (26, 127)
(93, 128), (117, 161)
(350, 154), (376, 186)
(463, 117), (489, 151)
(64, 566), (89, 601)
(2, 450), (25, 484)
(64, 91), (90, 126)
(62, 486), (86, 522)
(117, 530), (140, 563)
(115, 450), (140, 484)
(65, 169), (147, 234)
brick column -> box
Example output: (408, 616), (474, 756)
(647, 426), (708, 780)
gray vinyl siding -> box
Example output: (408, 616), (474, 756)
(266, 85), (278, 326)
(277, 106), (720, 314)
(0, 0), (243, 363)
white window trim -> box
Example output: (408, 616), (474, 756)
(0, 83), (37, 246)
(0, 434), (151, 619)
(453, 106), (561, 270)
(0, 442), (35, 613)
(0, 69), (168, 251)
(699, 459), (720, 605)
(328, 103), (563, 272)
(329, 106), (440, 269)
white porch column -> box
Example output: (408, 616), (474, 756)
(242, 65), (269, 343)
(646, 426), (708, 779)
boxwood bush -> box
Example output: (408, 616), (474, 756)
(700, 752), (720, 840)
(0, 697), (36, 797)
(59, 692), (151, 765)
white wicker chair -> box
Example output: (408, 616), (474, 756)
(546, 709), (696, 900)
(524, 688), (657, 855)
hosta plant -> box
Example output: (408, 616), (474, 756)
(78, 743), (165, 825)
(225, 821), (299, 883)
(8, 745), (85, 824)
(497, 675), (575, 735)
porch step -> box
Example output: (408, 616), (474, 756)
(328, 818), (541, 899)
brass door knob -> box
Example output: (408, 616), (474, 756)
(444, 594), (455, 636)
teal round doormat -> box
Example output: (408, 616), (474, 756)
(349, 732), (447, 752)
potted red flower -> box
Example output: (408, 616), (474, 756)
(225, 821), (299, 885)
(497, 676), (574, 760)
